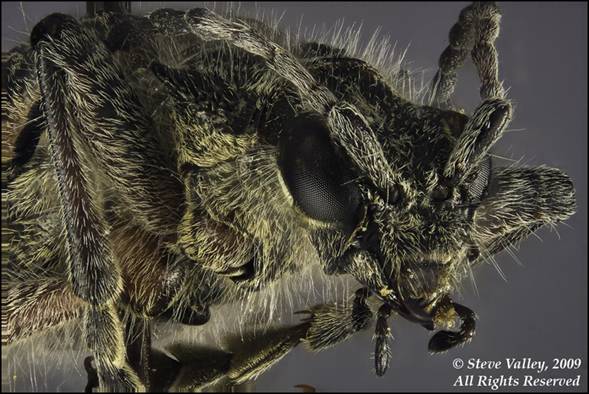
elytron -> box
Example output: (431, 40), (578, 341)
(2, 1), (576, 391)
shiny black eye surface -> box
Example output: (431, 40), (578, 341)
(467, 155), (492, 201)
(278, 114), (362, 233)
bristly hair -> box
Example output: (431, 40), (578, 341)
(1, 2), (576, 390)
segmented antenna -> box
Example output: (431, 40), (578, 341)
(431, 2), (505, 109)
(86, 1), (131, 17)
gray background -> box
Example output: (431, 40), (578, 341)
(2, 1), (587, 392)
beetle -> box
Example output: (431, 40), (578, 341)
(2, 1), (576, 391)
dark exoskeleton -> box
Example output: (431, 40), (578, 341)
(2, 2), (575, 391)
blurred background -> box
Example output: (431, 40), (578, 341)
(2, 1), (587, 392)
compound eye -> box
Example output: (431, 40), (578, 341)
(467, 155), (492, 201)
(279, 114), (362, 233)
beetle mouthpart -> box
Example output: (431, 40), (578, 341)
(403, 297), (432, 323)
(428, 301), (476, 353)
(374, 304), (393, 377)
(395, 281), (434, 327)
